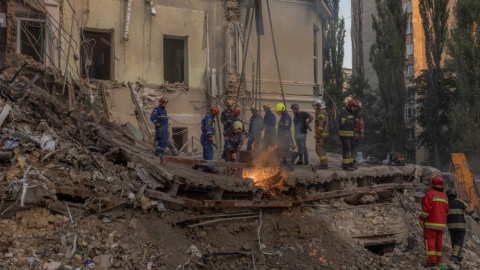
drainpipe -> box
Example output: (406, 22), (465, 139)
(145, 0), (156, 16)
(124, 0), (132, 41)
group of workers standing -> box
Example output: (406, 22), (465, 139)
(149, 96), (366, 172)
(420, 175), (480, 268)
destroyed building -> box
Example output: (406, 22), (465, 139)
(1, 0), (480, 269)
(0, 0), (332, 150)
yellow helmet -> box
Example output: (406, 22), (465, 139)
(263, 103), (271, 110)
(275, 103), (286, 112)
(233, 121), (243, 132)
(226, 100), (233, 106)
(250, 105), (257, 111)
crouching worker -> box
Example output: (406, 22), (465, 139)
(419, 175), (449, 268)
(225, 121), (244, 175)
(446, 188), (480, 264)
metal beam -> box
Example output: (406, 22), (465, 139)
(203, 200), (292, 209)
(145, 189), (203, 209)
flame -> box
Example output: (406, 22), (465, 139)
(242, 167), (284, 188)
(309, 247), (318, 256)
(319, 257), (327, 263)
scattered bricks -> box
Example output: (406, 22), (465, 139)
(73, 253), (83, 263)
(5, 252), (14, 258)
(54, 215), (63, 226)
(47, 215), (55, 223)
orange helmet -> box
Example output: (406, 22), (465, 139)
(431, 175), (444, 188)
(210, 106), (220, 115)
(234, 108), (241, 117)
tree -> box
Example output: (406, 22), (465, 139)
(448, 0), (480, 156)
(414, 67), (456, 166)
(351, 0), (365, 80)
(369, 0), (408, 154)
(323, 0), (346, 152)
(418, 0), (450, 169)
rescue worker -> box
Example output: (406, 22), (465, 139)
(247, 105), (263, 150)
(194, 106), (220, 173)
(352, 99), (364, 165)
(291, 104), (314, 165)
(311, 98), (329, 170)
(338, 100), (357, 171)
(275, 103), (294, 171)
(221, 100), (235, 134)
(232, 108), (245, 133)
(224, 121), (244, 175)
(262, 104), (277, 149)
(150, 97), (169, 156)
(419, 175), (449, 267)
(445, 188), (480, 264)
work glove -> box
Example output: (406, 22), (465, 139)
(307, 125), (312, 131)
(208, 137), (213, 143)
(156, 123), (161, 128)
(419, 220), (424, 228)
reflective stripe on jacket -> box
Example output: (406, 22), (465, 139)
(338, 108), (354, 137)
(447, 198), (480, 230)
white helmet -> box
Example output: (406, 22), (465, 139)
(312, 97), (327, 110)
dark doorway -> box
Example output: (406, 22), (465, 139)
(19, 20), (45, 63)
(81, 30), (113, 80)
(365, 242), (395, 255)
(172, 127), (188, 151)
(163, 37), (187, 83)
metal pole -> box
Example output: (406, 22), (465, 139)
(61, 12), (75, 96)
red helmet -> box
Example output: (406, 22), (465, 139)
(234, 108), (241, 117)
(347, 99), (356, 108)
(356, 100), (362, 108)
(159, 97), (168, 103)
(210, 106), (220, 115)
(431, 175), (444, 188)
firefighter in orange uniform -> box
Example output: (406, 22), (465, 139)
(352, 100), (364, 165)
(419, 175), (449, 267)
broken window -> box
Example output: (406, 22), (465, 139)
(81, 30), (113, 80)
(17, 19), (45, 63)
(172, 127), (188, 151)
(163, 36), (188, 83)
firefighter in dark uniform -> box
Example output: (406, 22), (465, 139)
(312, 97), (329, 170)
(221, 100), (235, 134)
(247, 105), (263, 150)
(224, 121), (244, 175)
(338, 99), (357, 171)
(275, 103), (294, 171)
(446, 188), (480, 264)
(262, 103), (277, 149)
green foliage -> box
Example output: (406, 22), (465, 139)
(447, 0), (480, 156)
(369, 0), (408, 154)
(418, 0), (451, 169)
(322, 0), (346, 153)
(414, 68), (456, 166)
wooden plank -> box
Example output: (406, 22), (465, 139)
(297, 183), (415, 202)
(161, 156), (248, 169)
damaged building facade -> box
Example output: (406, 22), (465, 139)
(0, 0), (331, 150)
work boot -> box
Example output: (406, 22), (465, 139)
(312, 164), (328, 172)
(450, 256), (461, 264)
(342, 164), (354, 171)
(350, 163), (358, 170)
(421, 262), (437, 268)
(303, 162), (309, 165)
(295, 161), (304, 165)
(203, 168), (219, 173)
(192, 165), (199, 170)
(286, 166), (294, 172)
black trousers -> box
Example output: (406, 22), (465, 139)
(340, 136), (351, 165)
(350, 138), (358, 163)
(449, 229), (466, 259)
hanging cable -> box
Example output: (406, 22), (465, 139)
(234, 8), (255, 108)
(266, 0), (286, 107)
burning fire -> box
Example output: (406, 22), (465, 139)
(242, 167), (284, 188)
(309, 248), (329, 265)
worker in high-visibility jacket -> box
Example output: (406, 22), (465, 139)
(311, 98), (329, 170)
(419, 175), (449, 267)
(446, 188), (480, 264)
(352, 99), (364, 165)
(338, 100), (357, 171)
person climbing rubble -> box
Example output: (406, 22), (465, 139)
(150, 97), (169, 156)
(311, 98), (329, 171)
(291, 104), (313, 165)
(262, 103), (276, 149)
(352, 99), (364, 165)
(445, 188), (480, 264)
(224, 121), (244, 175)
(338, 99), (357, 171)
(419, 175), (449, 268)
(193, 106), (219, 173)
(221, 100), (235, 134)
(246, 105), (263, 150)
(275, 103), (294, 171)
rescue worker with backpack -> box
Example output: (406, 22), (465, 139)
(445, 188), (480, 264)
